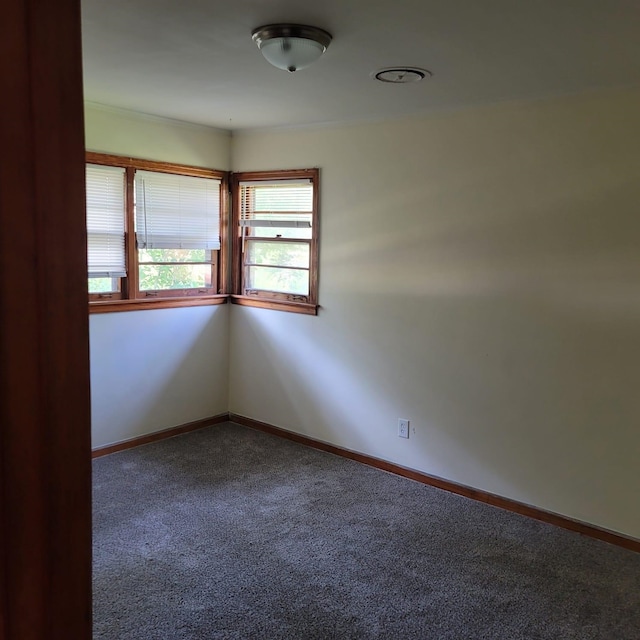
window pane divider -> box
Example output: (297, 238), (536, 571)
(138, 261), (213, 266)
(245, 289), (310, 298)
(243, 263), (309, 271)
(246, 237), (312, 244)
(239, 219), (311, 227)
(125, 170), (138, 298)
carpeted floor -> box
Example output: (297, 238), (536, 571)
(93, 422), (640, 639)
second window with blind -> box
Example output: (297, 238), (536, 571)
(231, 169), (319, 315)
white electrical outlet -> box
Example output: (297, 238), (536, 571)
(398, 418), (410, 439)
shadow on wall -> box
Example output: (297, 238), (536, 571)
(233, 306), (399, 448)
(232, 274), (640, 535)
(230, 146), (640, 534)
(322, 136), (640, 319)
(90, 305), (229, 448)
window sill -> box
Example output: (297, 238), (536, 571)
(89, 294), (228, 314)
(229, 295), (318, 316)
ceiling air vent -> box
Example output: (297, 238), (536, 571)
(373, 67), (431, 83)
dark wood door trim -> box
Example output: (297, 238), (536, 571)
(0, 0), (92, 637)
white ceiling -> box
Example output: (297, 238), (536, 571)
(81, 0), (640, 131)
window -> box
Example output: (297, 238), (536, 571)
(135, 170), (220, 296)
(231, 169), (319, 315)
(86, 164), (126, 299)
(86, 153), (227, 312)
(86, 155), (319, 315)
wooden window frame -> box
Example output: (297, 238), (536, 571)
(86, 152), (229, 313)
(230, 169), (320, 316)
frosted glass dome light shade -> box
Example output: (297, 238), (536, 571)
(252, 24), (332, 73)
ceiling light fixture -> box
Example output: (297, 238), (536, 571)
(373, 67), (432, 83)
(252, 24), (332, 73)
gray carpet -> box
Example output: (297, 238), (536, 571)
(93, 422), (640, 639)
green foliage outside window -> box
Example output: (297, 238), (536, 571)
(247, 266), (309, 295)
(245, 241), (309, 294)
(88, 277), (116, 293)
(247, 241), (308, 268)
(138, 248), (212, 291)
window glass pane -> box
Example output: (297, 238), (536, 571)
(246, 241), (309, 269)
(139, 264), (212, 291)
(249, 224), (312, 240)
(88, 277), (119, 293)
(246, 266), (309, 295)
(139, 248), (210, 263)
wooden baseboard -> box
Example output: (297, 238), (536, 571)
(91, 410), (639, 552)
(92, 413), (230, 458)
(229, 413), (640, 553)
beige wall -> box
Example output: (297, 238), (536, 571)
(229, 88), (640, 538)
(86, 104), (231, 448)
(85, 102), (231, 168)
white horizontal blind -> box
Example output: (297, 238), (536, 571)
(135, 171), (221, 250)
(86, 164), (126, 278)
(240, 180), (313, 233)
